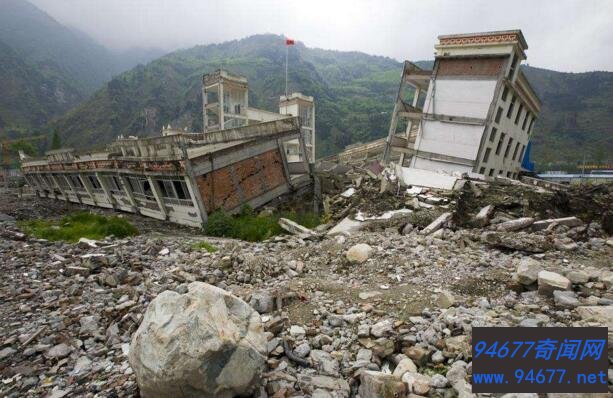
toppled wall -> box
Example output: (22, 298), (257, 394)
(195, 149), (287, 212)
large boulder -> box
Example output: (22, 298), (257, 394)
(128, 282), (267, 398)
(537, 271), (571, 296)
(346, 243), (373, 264)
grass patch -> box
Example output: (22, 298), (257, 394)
(18, 211), (138, 242)
(205, 205), (321, 242)
(191, 240), (218, 253)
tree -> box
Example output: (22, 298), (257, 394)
(51, 130), (61, 149)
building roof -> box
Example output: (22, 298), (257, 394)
(438, 30), (528, 50)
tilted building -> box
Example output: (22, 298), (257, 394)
(21, 71), (315, 227)
(383, 30), (541, 184)
(202, 70), (315, 163)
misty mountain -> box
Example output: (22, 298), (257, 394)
(0, 0), (164, 133)
(47, 34), (613, 167)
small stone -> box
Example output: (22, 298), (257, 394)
(538, 271), (571, 296)
(566, 270), (589, 284)
(392, 357), (417, 378)
(436, 290), (455, 309)
(359, 370), (407, 398)
(402, 371), (431, 395)
(370, 319), (393, 337)
(46, 343), (71, 359)
(346, 243), (373, 264)
(430, 373), (449, 388)
(289, 325), (306, 338)
(293, 342), (310, 358)
(553, 290), (580, 309)
(516, 257), (543, 285)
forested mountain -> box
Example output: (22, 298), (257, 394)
(0, 0), (164, 135)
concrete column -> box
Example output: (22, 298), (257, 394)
(78, 173), (98, 206)
(118, 175), (138, 212)
(219, 82), (224, 130)
(202, 79), (207, 133)
(180, 142), (208, 226)
(96, 172), (116, 209)
(147, 176), (168, 219)
(383, 101), (400, 163)
(49, 174), (66, 201)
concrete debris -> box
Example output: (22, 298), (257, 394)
(496, 217), (535, 232)
(537, 270), (571, 296)
(420, 212), (452, 235)
(0, 167), (611, 396)
(278, 218), (316, 236)
(531, 216), (583, 231)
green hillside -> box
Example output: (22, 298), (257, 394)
(49, 34), (402, 156)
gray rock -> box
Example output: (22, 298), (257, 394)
(553, 290), (579, 309)
(294, 341), (311, 358)
(538, 271), (571, 296)
(402, 371), (431, 395)
(249, 290), (274, 314)
(359, 370), (407, 398)
(128, 282), (267, 398)
(46, 343), (71, 359)
(370, 319), (393, 337)
(516, 257), (543, 285)
(497, 217), (535, 232)
(392, 357), (417, 378)
(436, 290), (455, 308)
(311, 350), (340, 376)
(566, 270), (589, 284)
(430, 373), (449, 388)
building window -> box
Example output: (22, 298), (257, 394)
(489, 127), (497, 142)
(522, 112), (530, 130)
(519, 145), (526, 162)
(87, 175), (103, 191)
(127, 176), (156, 203)
(527, 118), (535, 134)
(499, 170), (503, 175)
(488, 169), (495, 177)
(506, 95), (516, 118)
(504, 137), (514, 158)
(508, 54), (520, 79)
(156, 178), (193, 206)
(494, 107), (503, 124)
(507, 171), (512, 178)
(68, 175), (85, 191)
(512, 142), (521, 160)
(514, 104), (523, 125)
(479, 167), (486, 174)
(105, 175), (124, 195)
(501, 86), (509, 101)
(496, 133), (506, 155)
(482, 148), (491, 163)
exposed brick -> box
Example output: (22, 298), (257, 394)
(437, 57), (504, 77)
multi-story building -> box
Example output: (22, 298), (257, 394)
(202, 70), (315, 163)
(21, 75), (314, 227)
(383, 30), (541, 181)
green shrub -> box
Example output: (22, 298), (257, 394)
(191, 240), (218, 253)
(18, 212), (138, 242)
(204, 208), (321, 242)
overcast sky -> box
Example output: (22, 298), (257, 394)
(31, 0), (613, 72)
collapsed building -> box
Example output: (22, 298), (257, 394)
(20, 70), (315, 227)
(383, 30), (541, 189)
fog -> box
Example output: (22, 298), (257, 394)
(31, 0), (613, 72)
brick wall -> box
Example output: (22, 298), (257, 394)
(195, 149), (287, 213)
(437, 57), (505, 77)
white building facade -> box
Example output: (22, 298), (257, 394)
(384, 30), (541, 180)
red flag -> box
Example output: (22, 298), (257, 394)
(286, 38), (295, 45)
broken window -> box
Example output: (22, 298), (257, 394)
(514, 104), (523, 125)
(494, 107), (503, 124)
(105, 175), (123, 194)
(504, 137), (513, 158)
(488, 169), (495, 177)
(506, 95), (516, 118)
(507, 171), (512, 177)
(496, 133), (506, 155)
(501, 86), (509, 101)
(482, 148), (491, 163)
(479, 167), (486, 174)
(127, 176), (156, 203)
(527, 118), (535, 134)
(489, 127), (497, 142)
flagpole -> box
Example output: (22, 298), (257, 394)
(285, 42), (289, 96)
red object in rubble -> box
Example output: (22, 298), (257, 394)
(286, 38), (295, 45)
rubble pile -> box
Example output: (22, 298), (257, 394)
(1, 172), (612, 396)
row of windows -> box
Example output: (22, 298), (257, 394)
(478, 167), (518, 179)
(482, 128), (526, 165)
(497, 87), (535, 134)
(28, 173), (193, 207)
